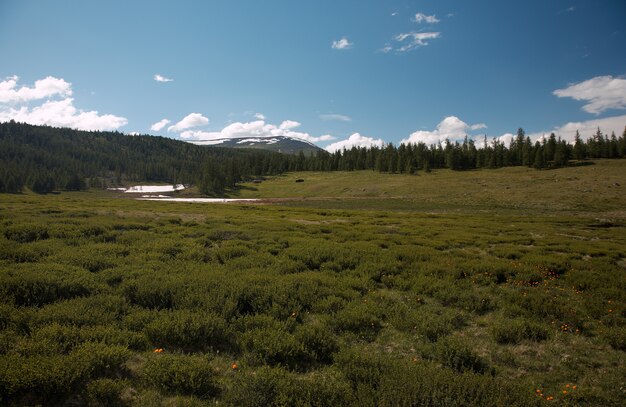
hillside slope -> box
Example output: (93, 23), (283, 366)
(234, 160), (626, 215)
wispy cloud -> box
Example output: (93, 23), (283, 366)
(254, 112), (266, 120)
(0, 75), (127, 131)
(413, 13), (440, 24)
(320, 113), (352, 122)
(153, 74), (173, 82)
(150, 118), (171, 132)
(332, 37), (353, 50)
(168, 113), (209, 132)
(553, 75), (626, 114)
(394, 32), (441, 52)
(180, 119), (336, 144)
(325, 133), (385, 152)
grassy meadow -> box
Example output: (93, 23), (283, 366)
(1, 160), (625, 406)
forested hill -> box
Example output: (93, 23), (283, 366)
(0, 121), (290, 194)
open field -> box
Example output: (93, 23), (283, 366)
(1, 161), (625, 406)
(234, 160), (626, 215)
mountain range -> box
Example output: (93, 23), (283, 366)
(191, 136), (322, 155)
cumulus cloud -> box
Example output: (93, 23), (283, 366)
(0, 75), (72, 103)
(254, 112), (266, 120)
(325, 133), (385, 152)
(553, 75), (626, 114)
(167, 113), (209, 132)
(180, 119), (336, 144)
(413, 13), (440, 24)
(153, 74), (173, 82)
(394, 32), (441, 52)
(150, 118), (171, 132)
(0, 98), (127, 131)
(320, 113), (352, 122)
(332, 37), (353, 50)
(0, 75), (127, 131)
(527, 114), (626, 143)
(401, 116), (486, 146)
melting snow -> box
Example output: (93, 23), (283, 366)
(123, 184), (185, 193)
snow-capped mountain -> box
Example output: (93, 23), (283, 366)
(191, 136), (323, 155)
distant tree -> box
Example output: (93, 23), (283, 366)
(573, 130), (585, 160)
(65, 173), (86, 191)
(533, 143), (545, 169)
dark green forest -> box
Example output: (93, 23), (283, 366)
(1, 121), (625, 195)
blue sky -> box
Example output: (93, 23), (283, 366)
(1, 0), (625, 151)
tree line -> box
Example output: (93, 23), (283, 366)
(295, 127), (626, 173)
(0, 121), (287, 194)
(1, 121), (625, 195)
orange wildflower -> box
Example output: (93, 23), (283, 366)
(153, 348), (164, 353)
(231, 363), (238, 370)
(546, 396), (554, 401)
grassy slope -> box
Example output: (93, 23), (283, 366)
(233, 160), (626, 215)
(0, 160), (625, 406)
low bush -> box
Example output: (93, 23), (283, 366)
(145, 310), (231, 352)
(141, 353), (218, 398)
(491, 317), (550, 344)
(435, 337), (491, 374)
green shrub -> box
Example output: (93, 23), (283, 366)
(85, 378), (130, 407)
(141, 353), (218, 397)
(604, 326), (626, 351)
(295, 322), (339, 365)
(332, 301), (383, 341)
(3, 223), (49, 243)
(145, 310), (231, 352)
(223, 366), (290, 406)
(241, 327), (309, 370)
(0, 263), (100, 306)
(491, 318), (550, 344)
(435, 337), (491, 374)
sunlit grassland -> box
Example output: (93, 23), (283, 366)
(234, 160), (626, 215)
(0, 160), (625, 406)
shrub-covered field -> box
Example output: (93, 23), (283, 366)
(1, 161), (625, 406)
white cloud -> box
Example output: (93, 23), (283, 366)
(150, 118), (171, 132)
(470, 123), (487, 130)
(527, 114), (626, 143)
(180, 119), (336, 144)
(401, 116), (485, 146)
(332, 37), (353, 50)
(154, 74), (173, 82)
(0, 75), (72, 103)
(380, 44), (394, 53)
(0, 98), (127, 131)
(413, 13), (440, 24)
(254, 112), (266, 120)
(325, 133), (385, 152)
(553, 75), (626, 114)
(167, 113), (209, 132)
(391, 12), (399, 17)
(394, 32), (441, 52)
(320, 113), (352, 122)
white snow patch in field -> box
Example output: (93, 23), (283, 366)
(124, 184), (185, 193)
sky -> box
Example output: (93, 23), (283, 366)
(1, 0), (625, 152)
